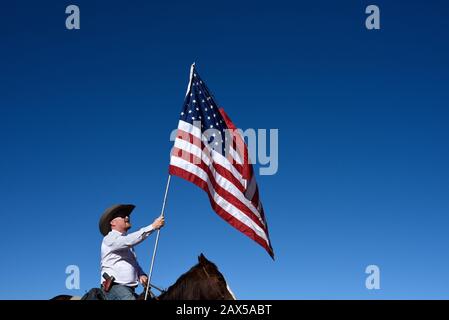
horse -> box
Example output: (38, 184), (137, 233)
(51, 254), (236, 300)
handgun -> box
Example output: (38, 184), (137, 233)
(102, 272), (115, 292)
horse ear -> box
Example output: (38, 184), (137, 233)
(198, 253), (207, 265)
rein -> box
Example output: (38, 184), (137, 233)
(145, 282), (166, 299)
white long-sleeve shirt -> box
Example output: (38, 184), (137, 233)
(100, 225), (155, 287)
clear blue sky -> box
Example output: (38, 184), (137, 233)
(1, 0), (448, 299)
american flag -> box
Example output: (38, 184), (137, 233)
(169, 64), (274, 259)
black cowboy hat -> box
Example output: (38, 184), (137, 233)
(98, 204), (135, 236)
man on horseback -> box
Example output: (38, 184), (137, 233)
(98, 204), (165, 300)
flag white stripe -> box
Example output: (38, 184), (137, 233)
(177, 120), (202, 139)
(228, 146), (243, 165)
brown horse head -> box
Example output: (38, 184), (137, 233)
(153, 253), (236, 300)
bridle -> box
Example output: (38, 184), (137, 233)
(201, 265), (228, 299)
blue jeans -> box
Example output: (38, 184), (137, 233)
(104, 284), (137, 300)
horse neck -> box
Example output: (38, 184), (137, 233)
(158, 267), (212, 300)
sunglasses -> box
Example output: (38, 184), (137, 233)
(113, 214), (129, 220)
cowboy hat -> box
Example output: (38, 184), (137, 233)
(99, 204), (135, 236)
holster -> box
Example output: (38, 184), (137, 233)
(102, 273), (115, 293)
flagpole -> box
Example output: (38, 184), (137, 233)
(144, 63), (195, 300)
(144, 174), (171, 300)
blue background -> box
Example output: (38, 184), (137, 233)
(0, 0), (448, 299)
